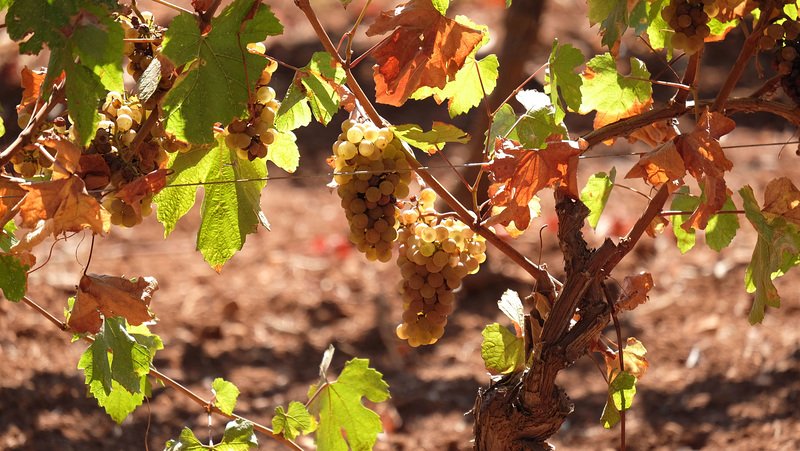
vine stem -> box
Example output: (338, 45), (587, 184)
(19, 295), (303, 451)
(0, 79), (66, 168)
(293, 0), (553, 286)
(711, 0), (775, 112)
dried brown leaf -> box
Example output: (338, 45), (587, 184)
(762, 177), (800, 227)
(617, 272), (654, 311)
(17, 176), (111, 236)
(68, 274), (158, 334)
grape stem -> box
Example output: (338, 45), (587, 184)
(0, 78), (66, 168)
(294, 0), (555, 288)
(19, 294), (304, 451)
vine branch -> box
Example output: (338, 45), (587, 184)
(0, 79), (66, 168)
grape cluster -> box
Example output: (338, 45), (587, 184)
(9, 145), (53, 178)
(756, 16), (800, 105)
(103, 193), (154, 228)
(394, 189), (487, 347)
(661, 0), (718, 55)
(332, 119), (412, 262)
(224, 53), (280, 161)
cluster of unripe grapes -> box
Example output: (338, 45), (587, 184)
(756, 16), (800, 105)
(331, 119), (412, 262)
(9, 145), (53, 178)
(662, 0), (718, 55)
(394, 189), (487, 347)
(103, 193), (154, 228)
(224, 50), (280, 161)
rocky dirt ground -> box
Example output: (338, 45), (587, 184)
(2, 1), (800, 450)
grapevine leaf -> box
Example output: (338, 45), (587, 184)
(0, 253), (29, 302)
(16, 176), (111, 236)
(716, 0), (753, 23)
(366, 0), (484, 106)
(78, 316), (151, 396)
(1, 222), (19, 252)
(515, 90), (568, 149)
(161, 0), (283, 144)
(670, 186), (699, 254)
(297, 52), (347, 125)
(497, 289), (524, 337)
(645, 0), (673, 56)
(601, 371), (637, 428)
(165, 420), (257, 450)
(617, 273), (653, 312)
(82, 371), (148, 424)
(68, 274), (157, 335)
(480, 323), (525, 375)
(761, 177), (800, 227)
(546, 40), (584, 123)
(580, 167), (616, 229)
(273, 401), (313, 441)
(6, 0), (119, 55)
(127, 324), (164, 360)
(213, 378), (240, 416)
(740, 186), (800, 324)
(307, 358), (390, 451)
(1, 178), (26, 229)
(486, 104), (519, 145)
(705, 194), (739, 252)
(599, 0), (629, 49)
(392, 122), (470, 155)
(115, 169), (169, 218)
(269, 130), (299, 173)
(154, 134), (268, 271)
(275, 82), (312, 132)
(579, 54), (652, 137)
(0, 116), (4, 139)
(70, 15), (124, 94)
(431, 0), (449, 14)
(604, 338), (648, 382)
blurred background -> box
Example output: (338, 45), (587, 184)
(1, 0), (800, 449)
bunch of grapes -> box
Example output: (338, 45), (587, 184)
(394, 189), (487, 347)
(223, 53), (280, 161)
(756, 16), (800, 104)
(661, 0), (718, 55)
(103, 193), (154, 228)
(9, 144), (53, 178)
(331, 119), (412, 262)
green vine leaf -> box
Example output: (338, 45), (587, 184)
(161, 0), (283, 144)
(268, 130), (300, 173)
(272, 401), (313, 441)
(165, 420), (258, 450)
(275, 82), (312, 132)
(296, 52), (347, 126)
(580, 167), (616, 229)
(480, 323), (525, 375)
(706, 194), (740, 252)
(546, 40), (584, 123)
(600, 371), (637, 429)
(392, 122), (470, 155)
(0, 253), (29, 302)
(644, 0), (673, 57)
(670, 186), (699, 254)
(740, 185), (800, 324)
(579, 53), (652, 133)
(515, 90), (568, 149)
(307, 358), (390, 451)
(1, 222), (18, 251)
(213, 378), (240, 416)
(154, 134), (269, 271)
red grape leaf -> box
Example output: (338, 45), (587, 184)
(676, 110), (734, 231)
(115, 169), (169, 217)
(366, 0), (483, 106)
(617, 272), (653, 311)
(628, 120), (679, 147)
(17, 176), (111, 236)
(0, 176), (26, 225)
(761, 177), (800, 227)
(625, 140), (685, 186)
(76, 154), (111, 191)
(69, 274), (158, 334)
(17, 66), (47, 113)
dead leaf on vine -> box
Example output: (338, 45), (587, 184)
(17, 176), (111, 236)
(606, 337), (648, 380)
(40, 135), (81, 178)
(594, 96), (653, 144)
(677, 110), (735, 231)
(761, 177), (800, 227)
(617, 272), (653, 311)
(115, 169), (168, 217)
(68, 274), (158, 334)
(10, 218), (53, 254)
(366, 0), (484, 106)
(77, 154), (111, 191)
(626, 140), (686, 186)
(645, 214), (668, 238)
(714, 0), (753, 24)
(17, 66), (46, 113)
(629, 120), (679, 147)
(0, 176), (27, 225)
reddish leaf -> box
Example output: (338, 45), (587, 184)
(17, 66), (46, 113)
(715, 0), (754, 23)
(676, 110), (734, 231)
(366, 0), (484, 106)
(0, 176), (27, 225)
(68, 274), (158, 334)
(617, 272), (654, 311)
(191, 0), (214, 13)
(76, 154), (111, 191)
(17, 176), (111, 236)
(10, 219), (53, 253)
(625, 140), (685, 186)
(115, 169), (168, 219)
(605, 337), (648, 380)
(628, 120), (679, 147)
(762, 177), (800, 227)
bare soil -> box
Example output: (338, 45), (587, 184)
(2, 1), (800, 450)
